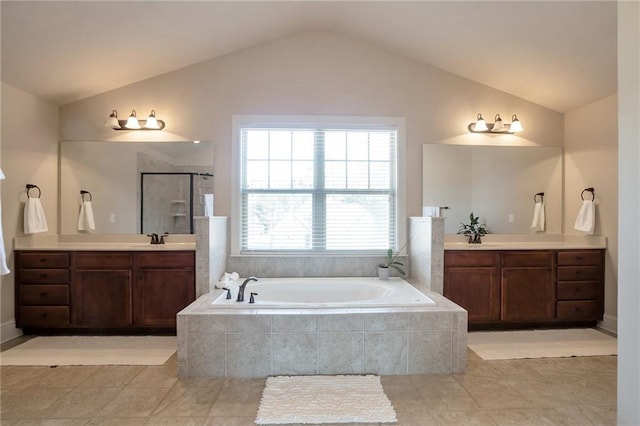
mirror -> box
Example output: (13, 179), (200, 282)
(422, 144), (563, 234)
(60, 141), (214, 234)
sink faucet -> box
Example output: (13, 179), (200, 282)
(237, 276), (258, 302)
(147, 233), (159, 244)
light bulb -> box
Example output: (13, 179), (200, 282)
(144, 110), (160, 129)
(474, 113), (488, 132)
(125, 110), (141, 129)
(509, 114), (523, 133)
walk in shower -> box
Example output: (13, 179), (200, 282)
(141, 172), (213, 234)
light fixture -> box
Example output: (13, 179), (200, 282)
(468, 112), (523, 134)
(106, 109), (166, 130)
(105, 110), (121, 129)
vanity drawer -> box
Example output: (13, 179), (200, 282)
(558, 251), (602, 266)
(557, 266), (601, 281)
(557, 281), (600, 300)
(556, 300), (601, 321)
(19, 269), (70, 284)
(19, 306), (70, 328)
(444, 251), (499, 267)
(135, 251), (195, 268)
(18, 252), (69, 269)
(502, 251), (553, 268)
(74, 252), (132, 269)
(19, 285), (69, 305)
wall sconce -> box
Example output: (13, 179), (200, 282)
(105, 109), (166, 130)
(468, 113), (523, 134)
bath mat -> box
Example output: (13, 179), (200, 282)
(255, 375), (397, 424)
(468, 328), (617, 360)
(0, 335), (176, 366)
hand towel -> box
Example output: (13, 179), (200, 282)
(530, 201), (545, 232)
(422, 206), (440, 217)
(204, 194), (214, 217)
(214, 272), (240, 289)
(77, 200), (96, 231)
(574, 200), (595, 234)
(24, 197), (48, 234)
(0, 169), (10, 275)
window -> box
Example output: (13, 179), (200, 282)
(233, 116), (404, 254)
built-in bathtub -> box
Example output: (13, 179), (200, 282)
(211, 277), (435, 309)
(177, 276), (467, 378)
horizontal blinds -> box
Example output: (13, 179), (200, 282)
(241, 127), (397, 253)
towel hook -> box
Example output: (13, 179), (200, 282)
(26, 184), (41, 198)
(581, 187), (595, 201)
(534, 192), (544, 203)
(80, 190), (92, 202)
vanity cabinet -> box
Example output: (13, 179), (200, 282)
(443, 251), (500, 322)
(444, 249), (604, 329)
(133, 252), (195, 327)
(15, 252), (71, 328)
(15, 250), (195, 333)
(556, 250), (604, 321)
(72, 253), (133, 327)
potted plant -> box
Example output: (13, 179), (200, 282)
(377, 245), (406, 280)
(457, 212), (488, 244)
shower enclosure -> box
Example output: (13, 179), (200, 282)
(141, 172), (213, 234)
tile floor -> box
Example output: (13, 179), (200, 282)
(0, 339), (616, 425)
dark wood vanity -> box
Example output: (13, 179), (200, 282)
(15, 250), (195, 333)
(444, 249), (605, 329)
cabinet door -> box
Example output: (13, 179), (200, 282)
(501, 268), (554, 321)
(444, 266), (500, 322)
(134, 269), (195, 327)
(73, 270), (132, 327)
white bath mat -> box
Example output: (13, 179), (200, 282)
(255, 375), (397, 425)
(468, 328), (617, 360)
(0, 336), (176, 366)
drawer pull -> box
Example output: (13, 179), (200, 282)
(575, 256), (583, 260)
(39, 258), (47, 263)
(40, 292), (48, 297)
(40, 273), (48, 278)
(41, 313), (48, 318)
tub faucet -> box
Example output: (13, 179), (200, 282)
(237, 276), (258, 302)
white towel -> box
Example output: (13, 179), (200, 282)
(77, 200), (96, 231)
(422, 206), (440, 217)
(214, 272), (240, 290)
(530, 201), (545, 232)
(204, 194), (214, 217)
(24, 197), (48, 234)
(574, 200), (595, 234)
(0, 169), (10, 275)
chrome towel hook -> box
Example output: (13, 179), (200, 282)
(80, 190), (92, 202)
(581, 187), (595, 201)
(534, 192), (544, 203)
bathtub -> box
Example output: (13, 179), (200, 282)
(210, 277), (435, 309)
(178, 276), (467, 378)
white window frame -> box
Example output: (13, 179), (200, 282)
(231, 115), (406, 255)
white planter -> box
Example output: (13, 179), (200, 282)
(377, 266), (390, 281)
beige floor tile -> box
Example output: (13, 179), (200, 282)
(203, 417), (258, 426)
(85, 418), (147, 426)
(125, 365), (178, 388)
(145, 417), (207, 426)
(34, 367), (99, 388)
(487, 407), (580, 425)
(11, 419), (90, 425)
(152, 384), (221, 417)
(414, 381), (480, 411)
(0, 367), (49, 390)
(556, 404), (616, 425)
(432, 410), (498, 426)
(461, 380), (533, 411)
(78, 366), (144, 388)
(40, 387), (120, 419)
(1, 386), (71, 419)
(94, 387), (171, 418)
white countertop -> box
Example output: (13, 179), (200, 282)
(444, 234), (606, 250)
(14, 234), (196, 251)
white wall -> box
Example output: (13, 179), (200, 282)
(617, 1), (640, 423)
(564, 94), (618, 332)
(0, 82), (59, 340)
(59, 30), (565, 225)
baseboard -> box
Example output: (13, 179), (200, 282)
(1, 320), (23, 344)
(598, 314), (618, 336)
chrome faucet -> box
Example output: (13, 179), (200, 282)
(237, 276), (258, 302)
(147, 233), (160, 244)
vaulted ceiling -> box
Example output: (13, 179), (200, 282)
(1, 1), (617, 112)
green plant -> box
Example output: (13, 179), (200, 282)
(378, 243), (407, 276)
(457, 212), (488, 235)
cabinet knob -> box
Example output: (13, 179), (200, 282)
(40, 292), (48, 297)
(41, 313), (48, 318)
(39, 258), (47, 263)
(576, 256), (583, 260)
(40, 273), (48, 278)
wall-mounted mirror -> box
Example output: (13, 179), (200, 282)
(422, 144), (563, 234)
(60, 141), (214, 234)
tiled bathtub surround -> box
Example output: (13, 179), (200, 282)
(177, 291), (467, 378)
(409, 216), (445, 294)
